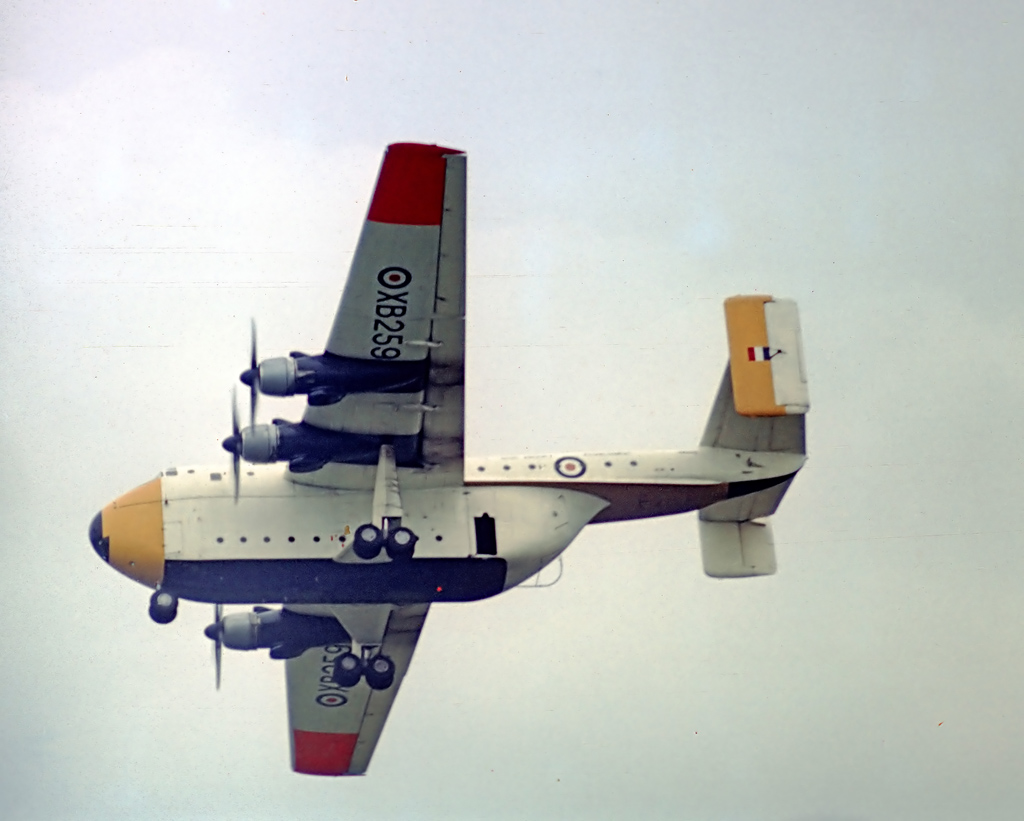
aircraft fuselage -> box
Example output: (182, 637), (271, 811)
(89, 447), (803, 607)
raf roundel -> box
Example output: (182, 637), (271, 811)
(316, 693), (348, 708)
(377, 266), (412, 289)
(554, 457), (587, 479)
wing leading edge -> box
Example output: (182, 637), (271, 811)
(297, 143), (466, 476)
(286, 604), (430, 776)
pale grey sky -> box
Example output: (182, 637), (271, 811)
(3, 2), (1024, 819)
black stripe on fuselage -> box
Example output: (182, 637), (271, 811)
(725, 471), (798, 499)
(161, 557), (508, 605)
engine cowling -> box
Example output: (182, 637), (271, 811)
(255, 357), (298, 396)
(238, 424), (279, 463)
(205, 608), (350, 659)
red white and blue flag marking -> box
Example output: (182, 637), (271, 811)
(747, 346), (782, 362)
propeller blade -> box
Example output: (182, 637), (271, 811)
(249, 318), (259, 426)
(230, 388), (241, 503)
(214, 603), (223, 690)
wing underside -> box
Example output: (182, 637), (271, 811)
(294, 143), (466, 480)
(285, 604), (429, 776)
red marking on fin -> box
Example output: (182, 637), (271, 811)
(293, 730), (359, 775)
(368, 143), (463, 226)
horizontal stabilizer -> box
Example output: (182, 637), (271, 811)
(724, 296), (809, 417)
(699, 519), (776, 578)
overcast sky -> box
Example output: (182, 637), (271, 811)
(3, 2), (1024, 819)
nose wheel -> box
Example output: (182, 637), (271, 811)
(148, 590), (178, 624)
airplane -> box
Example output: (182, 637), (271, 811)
(88, 142), (810, 776)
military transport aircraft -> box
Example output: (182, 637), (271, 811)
(88, 143), (810, 776)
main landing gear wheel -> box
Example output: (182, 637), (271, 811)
(148, 590), (178, 624)
(353, 524), (384, 560)
(331, 652), (362, 688)
(364, 654), (396, 690)
(385, 527), (418, 561)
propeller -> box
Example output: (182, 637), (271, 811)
(247, 318), (259, 424)
(222, 388), (242, 502)
(203, 603), (225, 690)
(240, 318), (260, 421)
(224, 320), (261, 503)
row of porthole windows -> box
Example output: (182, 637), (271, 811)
(214, 535), (343, 544)
(476, 460), (639, 472)
(163, 469), (256, 480)
(213, 534), (446, 544)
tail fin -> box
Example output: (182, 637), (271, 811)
(698, 296), (809, 578)
(723, 295), (809, 417)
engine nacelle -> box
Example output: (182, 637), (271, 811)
(225, 418), (421, 473)
(238, 424), (279, 463)
(207, 608), (350, 659)
(255, 357), (298, 396)
(241, 352), (428, 407)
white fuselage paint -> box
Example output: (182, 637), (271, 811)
(463, 448), (805, 486)
(161, 465), (609, 591)
(159, 444), (804, 599)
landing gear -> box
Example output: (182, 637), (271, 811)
(330, 650), (396, 690)
(148, 590), (178, 624)
(385, 527), (418, 561)
(364, 654), (396, 690)
(353, 524), (384, 560)
(331, 651), (363, 688)
(353, 445), (419, 562)
(353, 522), (418, 561)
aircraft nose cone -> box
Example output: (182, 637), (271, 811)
(240, 367), (258, 387)
(222, 434), (242, 455)
(102, 478), (165, 588)
(89, 511), (109, 562)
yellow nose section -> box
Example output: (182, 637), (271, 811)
(102, 477), (165, 588)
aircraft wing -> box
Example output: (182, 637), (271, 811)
(286, 604), (429, 776)
(299, 143), (466, 473)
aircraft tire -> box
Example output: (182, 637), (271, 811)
(364, 654), (395, 690)
(385, 527), (418, 561)
(148, 590), (178, 624)
(353, 524), (384, 560)
(331, 652), (362, 688)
